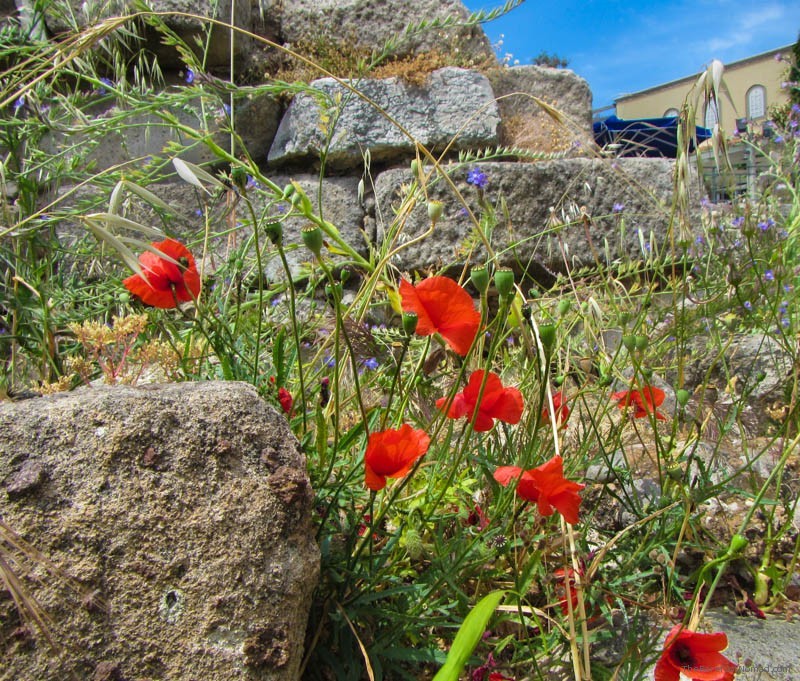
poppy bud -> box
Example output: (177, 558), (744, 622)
(557, 299), (570, 316)
(729, 533), (748, 555)
(470, 265), (490, 295)
(494, 268), (515, 298)
(402, 311), (418, 336)
(427, 200), (444, 224)
(676, 389), (690, 407)
(264, 221), (283, 245)
(301, 224), (323, 256)
(410, 159), (420, 178)
(538, 324), (556, 354)
(231, 166), (248, 191)
(403, 528), (424, 560)
(282, 183), (295, 199)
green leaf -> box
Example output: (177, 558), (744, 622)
(432, 590), (506, 681)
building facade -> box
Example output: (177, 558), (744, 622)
(615, 45), (792, 133)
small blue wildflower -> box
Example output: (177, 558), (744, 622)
(784, 284), (792, 293)
(362, 357), (379, 371)
(758, 219), (774, 232)
(782, 317), (790, 328)
(466, 167), (488, 189)
(222, 103), (231, 116)
(700, 197), (710, 209)
(695, 236), (704, 245)
(731, 216), (745, 228)
(246, 175), (261, 190)
(12, 96), (24, 110)
(194, 208), (203, 217)
(764, 270), (774, 281)
(270, 296), (282, 307)
(743, 301), (752, 310)
(324, 355), (336, 368)
(779, 229), (789, 239)
(612, 202), (625, 213)
(775, 135), (784, 144)
(733, 238), (742, 248)
(184, 68), (195, 84)
(96, 77), (114, 95)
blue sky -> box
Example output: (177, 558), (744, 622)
(462, 0), (799, 111)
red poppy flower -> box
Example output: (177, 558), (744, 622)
(542, 390), (570, 429)
(123, 239), (201, 309)
(278, 387), (293, 415)
(399, 276), (480, 356)
(655, 625), (737, 681)
(611, 385), (667, 421)
(494, 455), (585, 524)
(553, 566), (581, 615)
(365, 424), (431, 491)
(436, 370), (523, 432)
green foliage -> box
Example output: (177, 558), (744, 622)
(1, 3), (800, 681)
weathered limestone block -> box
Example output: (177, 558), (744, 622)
(0, 381), (319, 681)
(40, 0), (256, 67)
(279, 0), (494, 64)
(486, 65), (593, 153)
(371, 159), (696, 277)
(40, 89), (281, 174)
(53, 172), (366, 284)
(268, 67), (501, 169)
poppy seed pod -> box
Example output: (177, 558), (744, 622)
(402, 311), (418, 336)
(410, 159), (421, 178)
(264, 221), (283, 245)
(301, 224), (323, 256)
(427, 200), (444, 223)
(538, 324), (556, 354)
(494, 268), (515, 298)
(470, 265), (490, 296)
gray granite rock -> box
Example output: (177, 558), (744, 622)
(41, 0), (254, 67)
(371, 158), (695, 277)
(279, 0), (494, 64)
(0, 381), (319, 681)
(268, 67), (500, 169)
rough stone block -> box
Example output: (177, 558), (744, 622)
(0, 381), (319, 681)
(486, 65), (593, 153)
(279, 0), (494, 64)
(371, 158), (699, 278)
(268, 67), (501, 169)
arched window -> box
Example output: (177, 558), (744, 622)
(663, 107), (679, 118)
(747, 85), (766, 119)
(704, 99), (719, 129)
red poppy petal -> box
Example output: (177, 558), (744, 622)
(365, 463), (387, 491)
(400, 277), (479, 356)
(654, 655), (680, 681)
(487, 386), (524, 424)
(493, 466), (523, 487)
(123, 273), (177, 308)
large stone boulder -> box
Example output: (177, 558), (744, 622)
(486, 65), (593, 153)
(371, 158), (696, 277)
(40, 0), (256, 67)
(268, 67), (501, 169)
(279, 0), (494, 64)
(0, 381), (319, 681)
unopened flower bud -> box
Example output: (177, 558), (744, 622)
(427, 200), (444, 223)
(634, 335), (648, 351)
(676, 389), (690, 407)
(557, 299), (571, 316)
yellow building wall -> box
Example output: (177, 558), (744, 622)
(615, 49), (791, 132)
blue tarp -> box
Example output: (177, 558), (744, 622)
(593, 115), (713, 158)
